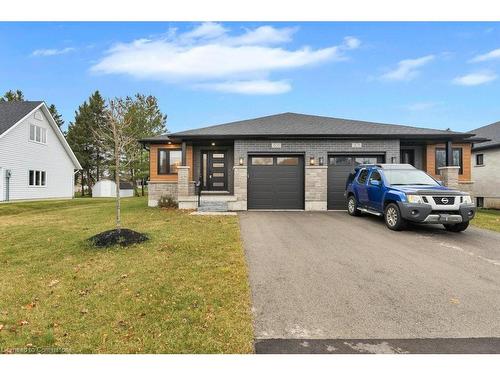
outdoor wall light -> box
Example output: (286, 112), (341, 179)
(318, 157), (324, 166)
(391, 156), (397, 163)
(211, 142), (216, 146)
(309, 156), (315, 166)
(239, 157), (244, 166)
(167, 141), (172, 145)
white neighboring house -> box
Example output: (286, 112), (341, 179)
(92, 179), (135, 198)
(0, 101), (82, 202)
(471, 121), (500, 209)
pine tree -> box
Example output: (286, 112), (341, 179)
(48, 104), (64, 129)
(0, 89), (24, 102)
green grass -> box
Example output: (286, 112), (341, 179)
(472, 209), (500, 233)
(0, 197), (253, 353)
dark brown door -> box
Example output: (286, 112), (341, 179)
(201, 151), (228, 191)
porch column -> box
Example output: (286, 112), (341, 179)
(438, 166), (460, 190)
(181, 141), (187, 166)
(177, 166), (190, 197)
(445, 140), (453, 166)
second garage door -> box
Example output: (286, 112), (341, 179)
(327, 155), (385, 210)
(248, 155), (304, 209)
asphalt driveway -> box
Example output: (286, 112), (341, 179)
(238, 211), (500, 353)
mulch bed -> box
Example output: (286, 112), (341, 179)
(88, 228), (148, 248)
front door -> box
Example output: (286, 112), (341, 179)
(201, 151), (228, 191)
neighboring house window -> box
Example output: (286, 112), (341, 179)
(476, 197), (484, 208)
(435, 148), (463, 175)
(157, 149), (182, 174)
(29, 170), (46, 187)
(29, 124), (47, 144)
(357, 169), (369, 184)
(476, 153), (484, 166)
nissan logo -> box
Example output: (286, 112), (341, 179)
(441, 197), (449, 204)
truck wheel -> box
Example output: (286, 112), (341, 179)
(444, 221), (469, 232)
(347, 196), (361, 216)
(384, 203), (406, 231)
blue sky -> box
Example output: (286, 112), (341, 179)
(0, 22), (499, 133)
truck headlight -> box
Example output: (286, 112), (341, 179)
(462, 195), (472, 204)
(406, 194), (425, 204)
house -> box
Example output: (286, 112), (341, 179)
(92, 179), (135, 198)
(140, 112), (476, 210)
(0, 101), (82, 202)
(470, 121), (500, 209)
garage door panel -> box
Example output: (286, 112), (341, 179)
(248, 155), (304, 209)
(327, 155), (384, 210)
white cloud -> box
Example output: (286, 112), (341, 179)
(196, 80), (291, 95)
(469, 48), (500, 63)
(381, 55), (435, 81)
(406, 102), (437, 111)
(91, 23), (360, 95)
(343, 36), (361, 50)
(32, 47), (75, 57)
(452, 71), (498, 86)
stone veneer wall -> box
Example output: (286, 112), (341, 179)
(305, 166), (327, 210)
(148, 182), (178, 207)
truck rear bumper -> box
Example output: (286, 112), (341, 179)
(397, 202), (476, 224)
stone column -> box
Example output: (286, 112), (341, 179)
(177, 166), (190, 197)
(232, 166), (247, 211)
(305, 166), (327, 211)
(438, 166), (460, 190)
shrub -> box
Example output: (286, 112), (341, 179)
(158, 195), (178, 209)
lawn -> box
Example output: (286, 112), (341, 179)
(0, 197), (253, 353)
(473, 209), (500, 233)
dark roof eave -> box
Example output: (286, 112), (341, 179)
(472, 142), (500, 152)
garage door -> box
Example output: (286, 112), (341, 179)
(327, 155), (385, 210)
(248, 155), (304, 209)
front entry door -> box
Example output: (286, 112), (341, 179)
(201, 151), (228, 191)
(401, 149), (415, 166)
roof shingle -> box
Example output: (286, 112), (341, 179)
(0, 101), (43, 136)
(471, 121), (500, 151)
(166, 112), (471, 139)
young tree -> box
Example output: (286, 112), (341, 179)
(1, 89), (24, 102)
(93, 98), (142, 230)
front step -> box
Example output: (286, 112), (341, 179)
(197, 201), (229, 212)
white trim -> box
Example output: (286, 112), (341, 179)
(0, 102), (82, 169)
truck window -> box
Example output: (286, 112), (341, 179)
(369, 171), (382, 185)
(357, 169), (369, 184)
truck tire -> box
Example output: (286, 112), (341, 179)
(384, 203), (407, 231)
(444, 221), (469, 232)
(347, 196), (361, 216)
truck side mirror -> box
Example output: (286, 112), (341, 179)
(370, 180), (381, 187)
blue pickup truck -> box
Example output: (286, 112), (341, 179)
(345, 164), (476, 232)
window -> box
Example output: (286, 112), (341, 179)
(369, 171), (382, 185)
(476, 154), (484, 166)
(277, 157), (299, 166)
(476, 197), (484, 208)
(157, 149), (182, 174)
(357, 169), (369, 184)
(435, 148), (463, 175)
(29, 170), (46, 186)
(29, 124), (47, 144)
(251, 157), (273, 165)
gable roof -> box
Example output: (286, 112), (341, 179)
(0, 101), (43, 136)
(471, 121), (500, 151)
(0, 101), (82, 169)
(162, 112), (473, 141)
